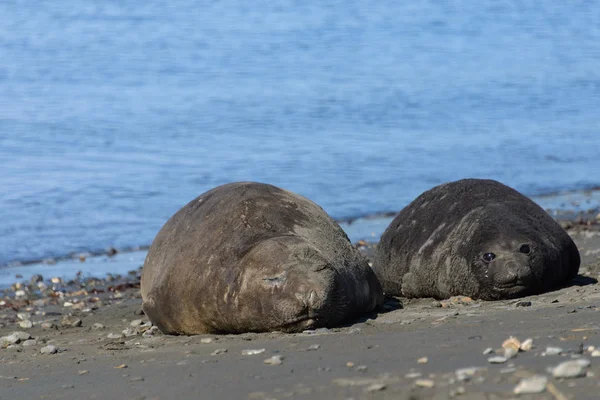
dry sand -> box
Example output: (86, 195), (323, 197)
(1, 222), (599, 400)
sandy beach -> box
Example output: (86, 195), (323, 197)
(1, 218), (599, 400)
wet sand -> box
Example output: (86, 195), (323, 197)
(1, 221), (599, 400)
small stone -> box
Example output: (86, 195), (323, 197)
(63, 302), (74, 307)
(78, 370), (89, 375)
(200, 338), (213, 344)
(242, 349), (266, 356)
(114, 364), (127, 369)
(520, 338), (533, 351)
(211, 348), (227, 356)
(40, 321), (55, 329)
(307, 344), (320, 351)
(551, 359), (590, 379)
(107, 333), (123, 339)
(515, 301), (532, 307)
(346, 361), (355, 368)
(514, 375), (548, 394)
(417, 357), (428, 364)
(16, 313), (31, 321)
(365, 383), (386, 392)
(51, 277), (62, 284)
(15, 290), (26, 297)
(142, 326), (160, 337)
(129, 376), (144, 382)
(355, 365), (368, 372)
(504, 347), (518, 359)
(6, 344), (23, 352)
(18, 320), (33, 329)
(414, 379), (435, 388)
(488, 356), (507, 364)
(405, 372), (422, 379)
(91, 323), (105, 330)
(483, 347), (494, 355)
(591, 350), (600, 357)
(1, 331), (31, 346)
(40, 345), (57, 355)
(264, 355), (284, 365)
(22, 340), (37, 347)
(61, 316), (82, 328)
(130, 319), (144, 327)
(455, 367), (485, 382)
(544, 347), (563, 356)
(121, 328), (137, 337)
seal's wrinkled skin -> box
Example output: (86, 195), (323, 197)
(374, 179), (580, 300)
(141, 182), (383, 334)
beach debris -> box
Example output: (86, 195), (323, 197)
(417, 357), (428, 364)
(520, 338), (533, 351)
(211, 348), (227, 356)
(242, 348), (266, 356)
(414, 379), (435, 388)
(488, 356), (507, 364)
(40, 345), (57, 355)
(263, 355), (284, 365)
(513, 375), (548, 394)
(550, 359), (590, 379)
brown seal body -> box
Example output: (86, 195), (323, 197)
(374, 179), (580, 300)
(141, 182), (383, 334)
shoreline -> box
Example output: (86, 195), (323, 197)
(0, 220), (599, 399)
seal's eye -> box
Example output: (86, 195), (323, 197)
(482, 253), (496, 262)
(519, 244), (531, 254)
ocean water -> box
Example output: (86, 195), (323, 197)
(1, 1), (600, 268)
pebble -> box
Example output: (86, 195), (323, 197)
(6, 344), (23, 352)
(414, 379), (435, 388)
(18, 320), (33, 329)
(142, 326), (160, 337)
(130, 319), (143, 327)
(591, 350), (600, 357)
(365, 383), (386, 392)
(22, 340), (37, 347)
(551, 359), (591, 379)
(15, 290), (26, 297)
(41, 322), (55, 329)
(107, 333), (123, 339)
(514, 375), (548, 394)
(520, 338), (533, 351)
(515, 301), (532, 307)
(504, 347), (518, 360)
(1, 331), (31, 346)
(488, 356), (507, 364)
(455, 367), (485, 382)
(211, 348), (227, 356)
(417, 357), (428, 364)
(307, 344), (320, 351)
(544, 347), (563, 356)
(40, 345), (57, 355)
(61, 316), (82, 328)
(16, 313), (31, 321)
(264, 355), (284, 365)
(502, 337), (521, 351)
(200, 338), (214, 344)
(405, 372), (422, 379)
(121, 328), (137, 337)
(91, 323), (105, 330)
(483, 347), (494, 355)
(242, 349), (266, 356)
(355, 365), (368, 372)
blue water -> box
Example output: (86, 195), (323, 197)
(1, 1), (600, 267)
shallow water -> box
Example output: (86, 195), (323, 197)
(1, 1), (600, 267)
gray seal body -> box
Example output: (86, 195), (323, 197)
(141, 182), (383, 334)
(374, 179), (580, 300)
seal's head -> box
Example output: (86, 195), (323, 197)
(472, 238), (539, 299)
(230, 236), (348, 333)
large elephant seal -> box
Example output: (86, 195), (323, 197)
(374, 179), (580, 300)
(141, 182), (383, 334)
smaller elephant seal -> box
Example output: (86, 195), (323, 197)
(374, 179), (580, 300)
(141, 182), (383, 334)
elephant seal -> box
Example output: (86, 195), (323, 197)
(141, 182), (383, 334)
(374, 179), (580, 300)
